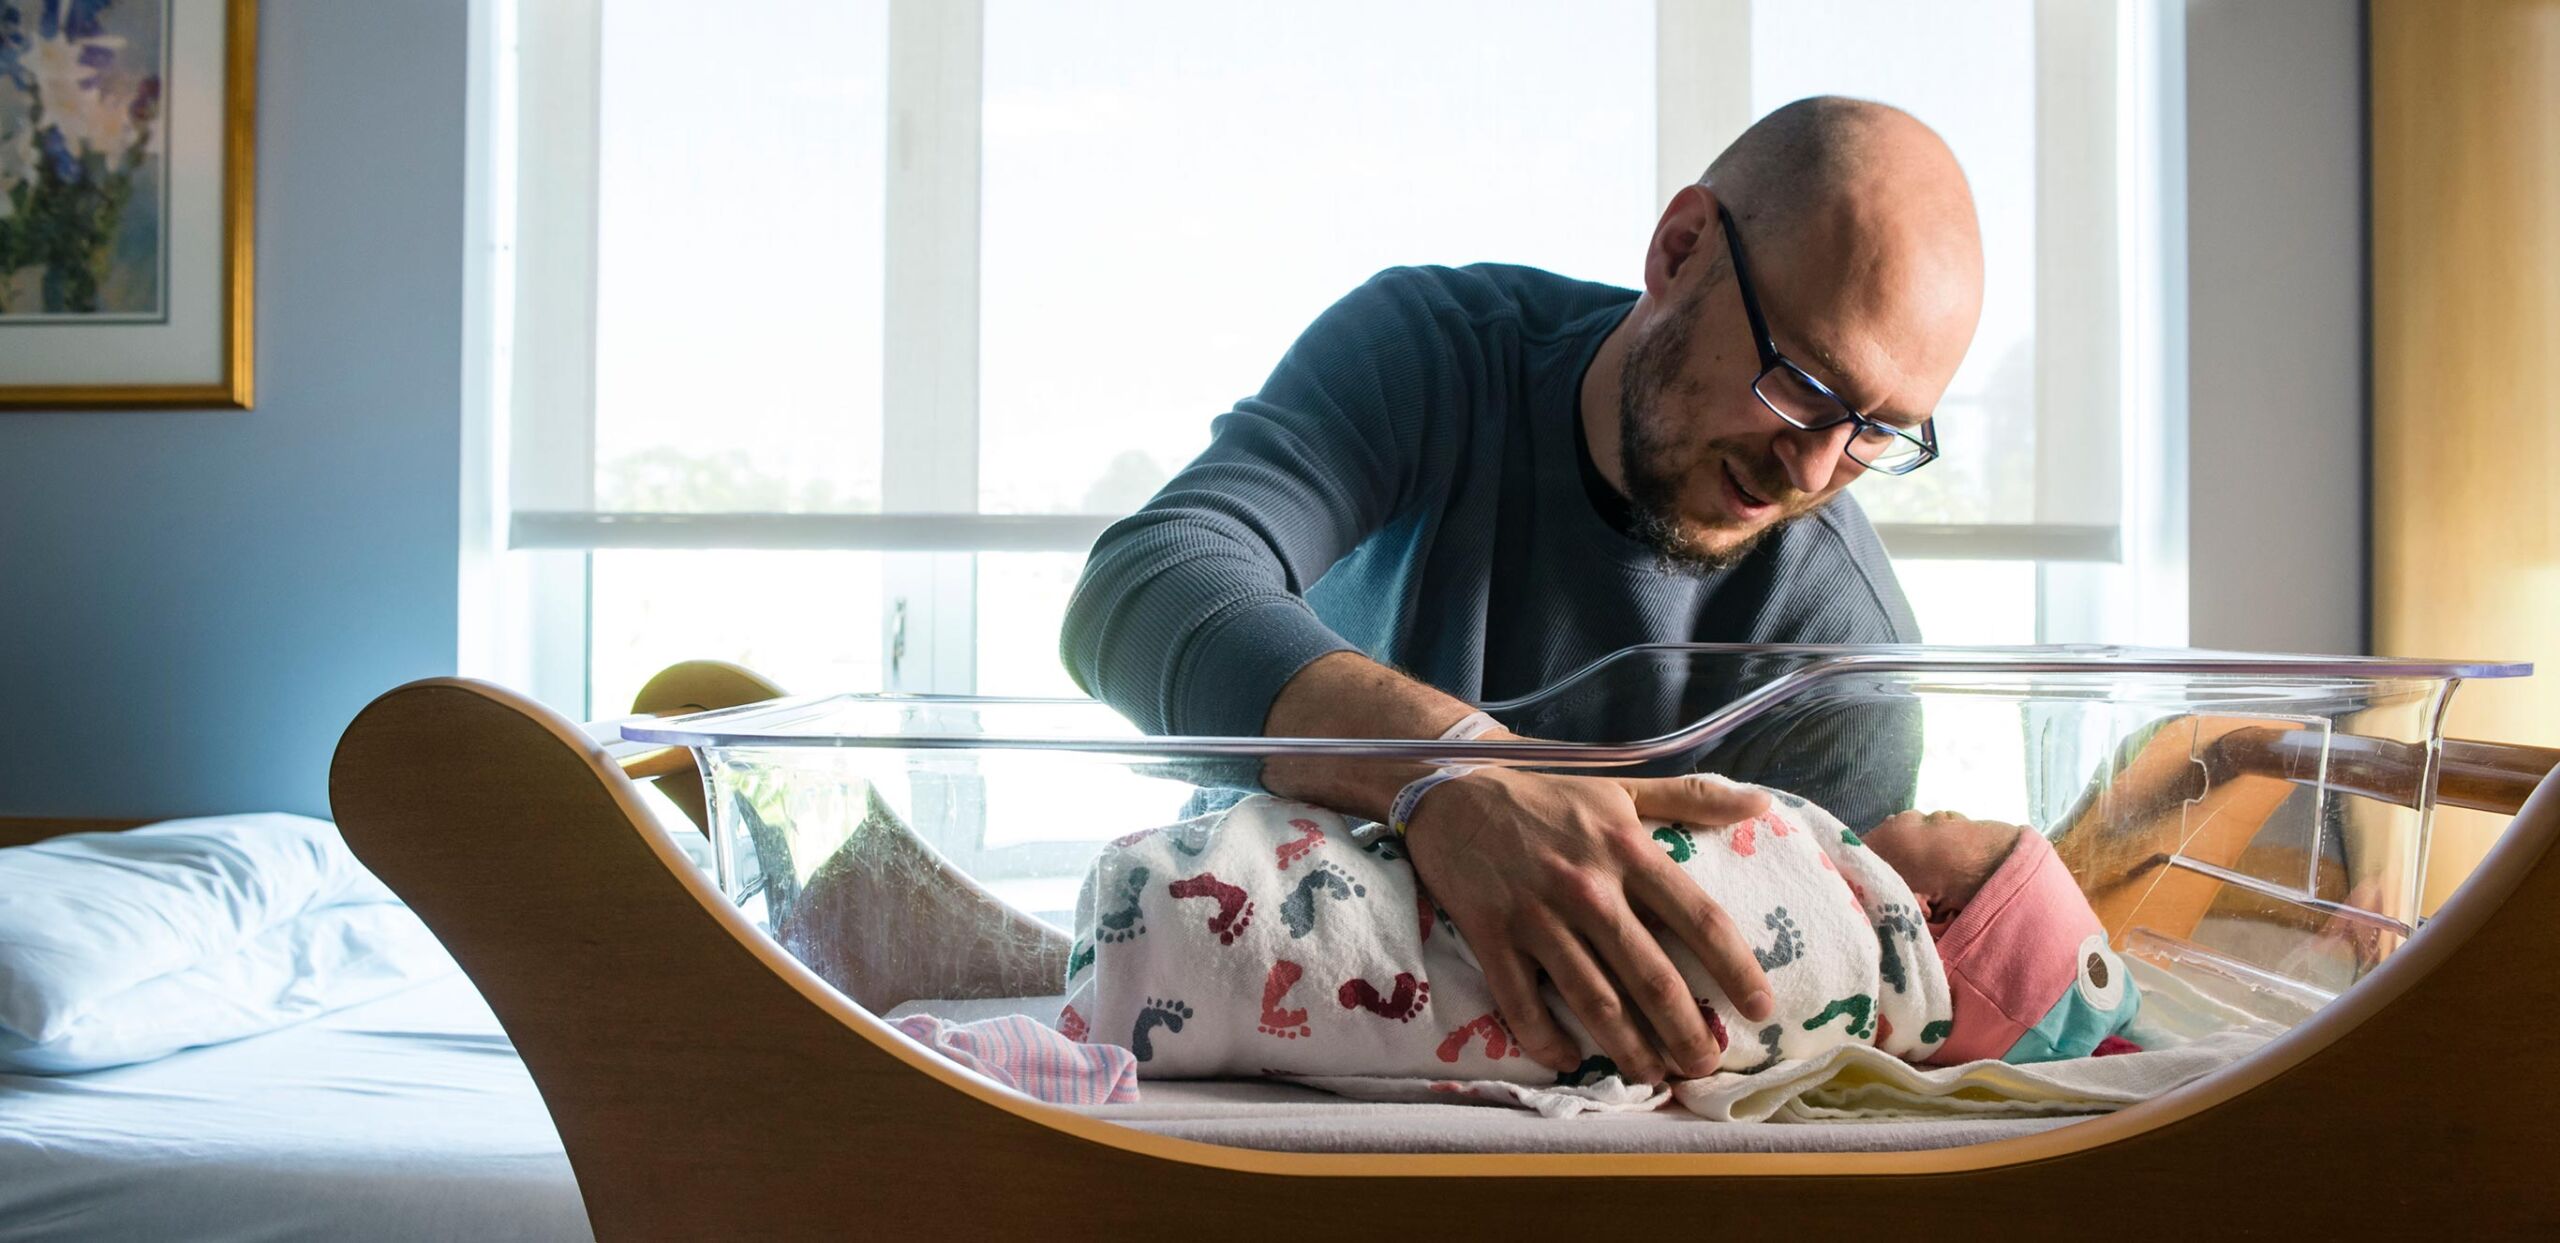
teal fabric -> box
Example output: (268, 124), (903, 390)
(2004, 963), (2143, 1063)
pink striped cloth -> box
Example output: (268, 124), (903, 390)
(889, 1013), (1140, 1105)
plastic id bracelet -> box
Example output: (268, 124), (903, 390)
(1386, 711), (1504, 836)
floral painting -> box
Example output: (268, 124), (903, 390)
(0, 0), (167, 321)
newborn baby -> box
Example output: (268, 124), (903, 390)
(1059, 780), (2139, 1100)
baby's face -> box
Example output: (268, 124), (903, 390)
(1863, 811), (2026, 930)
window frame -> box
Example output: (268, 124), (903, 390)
(471, 0), (2190, 714)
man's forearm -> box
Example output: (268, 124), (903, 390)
(1258, 651), (1502, 820)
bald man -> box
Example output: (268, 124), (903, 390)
(1062, 97), (1985, 1084)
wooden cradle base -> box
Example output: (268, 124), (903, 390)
(329, 677), (2560, 1240)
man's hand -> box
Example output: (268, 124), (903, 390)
(1253, 650), (1775, 1083)
(1401, 767), (1778, 1083)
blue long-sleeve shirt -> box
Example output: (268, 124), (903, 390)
(1061, 264), (1920, 819)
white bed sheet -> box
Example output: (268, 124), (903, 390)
(0, 972), (590, 1243)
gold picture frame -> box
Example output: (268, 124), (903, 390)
(0, 0), (256, 409)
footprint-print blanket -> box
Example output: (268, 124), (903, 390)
(1059, 781), (1955, 1117)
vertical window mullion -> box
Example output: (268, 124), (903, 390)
(2031, 0), (2125, 645)
(506, 0), (604, 714)
(1654, 0), (1754, 206)
(2115, 0), (2188, 646)
(881, 0), (984, 695)
(2033, 0), (2185, 647)
(2030, 0), (2123, 533)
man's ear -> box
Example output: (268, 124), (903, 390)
(1644, 183), (1720, 299)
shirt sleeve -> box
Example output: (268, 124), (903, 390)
(1060, 268), (1471, 737)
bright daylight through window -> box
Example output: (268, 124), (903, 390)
(485, 0), (2184, 735)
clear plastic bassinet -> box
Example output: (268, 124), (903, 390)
(622, 644), (2531, 1049)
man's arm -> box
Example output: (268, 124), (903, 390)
(1063, 270), (1774, 1082)
(1254, 651), (1484, 814)
(1060, 271), (1441, 738)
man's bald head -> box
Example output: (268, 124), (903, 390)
(1594, 96), (1985, 576)
(1705, 98), (1971, 244)
(1700, 96), (1984, 407)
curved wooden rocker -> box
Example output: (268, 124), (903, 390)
(329, 675), (2560, 1239)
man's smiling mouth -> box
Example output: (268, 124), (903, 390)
(1723, 460), (1773, 510)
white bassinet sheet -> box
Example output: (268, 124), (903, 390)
(1082, 1078), (2078, 1153)
(877, 995), (2248, 1153)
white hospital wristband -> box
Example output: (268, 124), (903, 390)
(1388, 766), (1479, 837)
(1386, 711), (1505, 836)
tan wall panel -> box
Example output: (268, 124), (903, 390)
(2372, 0), (2560, 909)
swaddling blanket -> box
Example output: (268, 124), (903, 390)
(1675, 1028), (2268, 1122)
(1061, 783), (1954, 1117)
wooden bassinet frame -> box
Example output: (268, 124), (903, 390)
(325, 670), (2560, 1238)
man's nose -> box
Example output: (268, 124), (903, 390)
(1768, 422), (1857, 495)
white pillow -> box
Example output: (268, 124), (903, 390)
(0, 813), (396, 1043)
(0, 901), (457, 1074)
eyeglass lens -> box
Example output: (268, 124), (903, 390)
(1751, 364), (1923, 469)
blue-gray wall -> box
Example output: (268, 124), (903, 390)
(0, 2), (468, 819)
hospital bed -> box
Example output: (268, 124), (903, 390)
(0, 971), (587, 1242)
(308, 644), (2560, 1236)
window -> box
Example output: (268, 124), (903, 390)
(977, 1), (1656, 518)
(475, 0), (2187, 716)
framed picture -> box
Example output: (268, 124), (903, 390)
(0, 0), (254, 409)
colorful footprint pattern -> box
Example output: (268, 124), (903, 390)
(1130, 997), (1193, 1062)
(1278, 862), (1366, 939)
(1275, 819), (1326, 870)
(1653, 824), (1697, 862)
(1338, 972), (1430, 1022)
(1071, 793), (1949, 1093)
(1166, 871), (1255, 945)
(1436, 1013), (1521, 1063)
(1755, 906), (1804, 971)
(1259, 960), (1312, 1039)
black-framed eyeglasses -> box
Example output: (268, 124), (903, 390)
(1717, 204), (1939, 476)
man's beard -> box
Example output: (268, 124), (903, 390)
(1616, 289), (1807, 579)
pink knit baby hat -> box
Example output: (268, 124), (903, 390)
(1923, 830), (2139, 1066)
